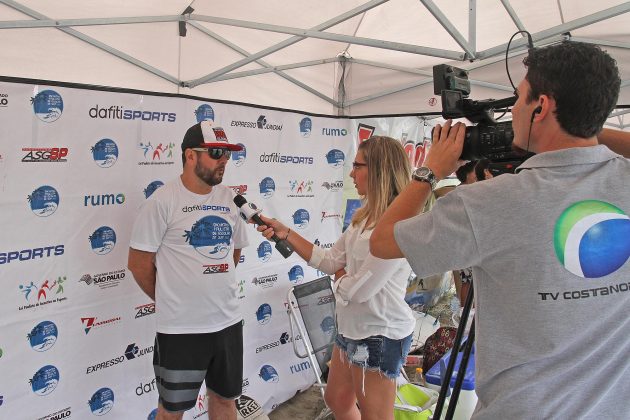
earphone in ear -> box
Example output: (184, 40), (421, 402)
(530, 106), (542, 121)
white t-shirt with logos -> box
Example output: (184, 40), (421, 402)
(130, 177), (249, 334)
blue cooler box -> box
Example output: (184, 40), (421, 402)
(425, 345), (475, 391)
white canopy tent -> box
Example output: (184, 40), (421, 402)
(1, 0), (629, 126)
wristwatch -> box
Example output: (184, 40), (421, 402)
(412, 166), (438, 191)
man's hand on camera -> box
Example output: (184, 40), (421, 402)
(424, 120), (466, 180)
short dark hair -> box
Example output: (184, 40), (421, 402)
(523, 41), (620, 138)
(475, 159), (491, 181)
(456, 160), (477, 183)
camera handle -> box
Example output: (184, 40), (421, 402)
(431, 282), (476, 420)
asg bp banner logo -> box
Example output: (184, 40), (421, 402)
(28, 185), (59, 217)
(92, 139), (119, 168)
(28, 321), (58, 352)
(554, 200), (630, 278)
(89, 226), (117, 255)
(89, 387), (115, 416)
(30, 365), (60, 396)
(184, 216), (232, 260)
(31, 90), (63, 123)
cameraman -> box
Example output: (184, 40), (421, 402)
(371, 41), (629, 418)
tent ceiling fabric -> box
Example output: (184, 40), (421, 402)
(1, 0), (629, 124)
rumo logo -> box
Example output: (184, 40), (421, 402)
(322, 128), (348, 136)
(84, 193), (125, 207)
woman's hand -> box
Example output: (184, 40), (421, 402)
(255, 214), (290, 241)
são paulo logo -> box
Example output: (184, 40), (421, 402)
(257, 241), (273, 262)
(30, 365), (60, 396)
(232, 143), (246, 167)
(89, 387), (115, 416)
(89, 226), (117, 255)
(299, 117), (312, 137)
(288, 265), (304, 284)
(28, 320), (58, 352)
(92, 138), (119, 168)
(259, 177), (275, 198)
(554, 200), (630, 278)
(325, 149), (345, 168)
(259, 365), (279, 383)
(31, 90), (63, 123)
(144, 181), (164, 199)
(292, 209), (310, 229)
(256, 303), (272, 325)
(28, 185), (59, 217)
(195, 104), (215, 123)
(184, 216), (232, 260)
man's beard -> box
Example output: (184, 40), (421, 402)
(195, 160), (224, 187)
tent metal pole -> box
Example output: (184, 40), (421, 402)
(419, 0), (476, 59)
(500, 0), (527, 32)
(570, 37), (630, 51)
(0, 14), (182, 29)
(469, 0), (476, 54)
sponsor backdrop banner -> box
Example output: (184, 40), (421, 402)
(0, 80), (432, 419)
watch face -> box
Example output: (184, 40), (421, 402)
(415, 167), (430, 177)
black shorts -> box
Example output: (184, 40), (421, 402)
(153, 321), (243, 412)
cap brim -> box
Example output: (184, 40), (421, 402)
(200, 142), (243, 151)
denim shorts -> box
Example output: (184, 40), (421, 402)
(335, 333), (412, 379)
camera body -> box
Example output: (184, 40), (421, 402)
(433, 64), (529, 167)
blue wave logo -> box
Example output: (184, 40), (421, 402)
(147, 408), (158, 420)
(288, 265), (304, 284)
(91, 138), (119, 168)
(195, 104), (215, 123)
(256, 303), (272, 325)
(259, 365), (279, 383)
(28, 321), (58, 352)
(184, 216), (232, 260)
(232, 143), (246, 167)
(143, 181), (164, 199)
(257, 241), (273, 262)
(299, 117), (312, 138)
(31, 90), (63, 123)
(292, 209), (310, 229)
(89, 226), (117, 255)
(321, 316), (335, 335)
(30, 365), (59, 396)
(325, 149), (345, 168)
(88, 387), (115, 416)
(259, 177), (276, 199)
(28, 185), (59, 217)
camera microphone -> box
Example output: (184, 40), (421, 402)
(233, 194), (294, 258)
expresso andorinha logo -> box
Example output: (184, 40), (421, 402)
(231, 115), (282, 131)
(554, 200), (630, 278)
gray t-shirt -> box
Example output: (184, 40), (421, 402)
(395, 145), (630, 419)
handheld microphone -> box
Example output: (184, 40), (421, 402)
(233, 194), (294, 258)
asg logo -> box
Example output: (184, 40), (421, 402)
(28, 321), (58, 352)
(134, 303), (155, 319)
(28, 185), (59, 217)
(31, 90), (63, 123)
(257, 241), (273, 262)
(184, 216), (233, 260)
(21, 147), (68, 163)
(88, 387), (115, 416)
(144, 181), (164, 199)
(84, 193), (125, 207)
(195, 104), (215, 123)
(259, 177), (276, 198)
(89, 226), (117, 255)
(322, 180), (344, 191)
(322, 127), (348, 136)
(299, 117), (312, 137)
(292, 209), (310, 229)
(259, 365), (279, 383)
(255, 303), (272, 325)
(138, 141), (176, 164)
(92, 138), (119, 168)
(30, 365), (60, 396)
(203, 263), (229, 274)
(229, 184), (248, 196)
(288, 265), (304, 284)
(554, 200), (630, 278)
(325, 149), (345, 168)
(232, 143), (247, 166)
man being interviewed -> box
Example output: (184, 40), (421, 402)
(128, 121), (249, 420)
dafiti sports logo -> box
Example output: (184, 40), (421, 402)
(259, 177), (275, 198)
(28, 321), (58, 352)
(288, 180), (314, 198)
(28, 185), (59, 217)
(195, 104), (215, 123)
(91, 139), (119, 168)
(21, 147), (69, 163)
(255, 303), (272, 325)
(89, 226), (117, 255)
(292, 209), (310, 229)
(138, 141), (176, 166)
(258, 365), (279, 383)
(30, 365), (60, 396)
(299, 117), (312, 137)
(18, 276), (67, 311)
(231, 144), (246, 167)
(31, 90), (63, 123)
(88, 387), (115, 415)
(325, 149), (345, 168)
(259, 153), (313, 165)
(184, 216), (233, 260)
(554, 200), (630, 278)
(89, 104), (176, 122)
(144, 181), (164, 199)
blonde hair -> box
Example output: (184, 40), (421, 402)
(352, 136), (411, 229)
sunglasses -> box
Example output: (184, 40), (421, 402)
(192, 147), (232, 160)
(352, 161), (368, 170)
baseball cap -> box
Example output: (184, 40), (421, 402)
(181, 120), (243, 152)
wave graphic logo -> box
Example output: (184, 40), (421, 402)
(184, 216), (232, 260)
(91, 138), (119, 168)
(31, 90), (63, 122)
(554, 200), (630, 278)
(28, 185), (59, 217)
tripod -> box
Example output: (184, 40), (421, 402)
(430, 282), (475, 420)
